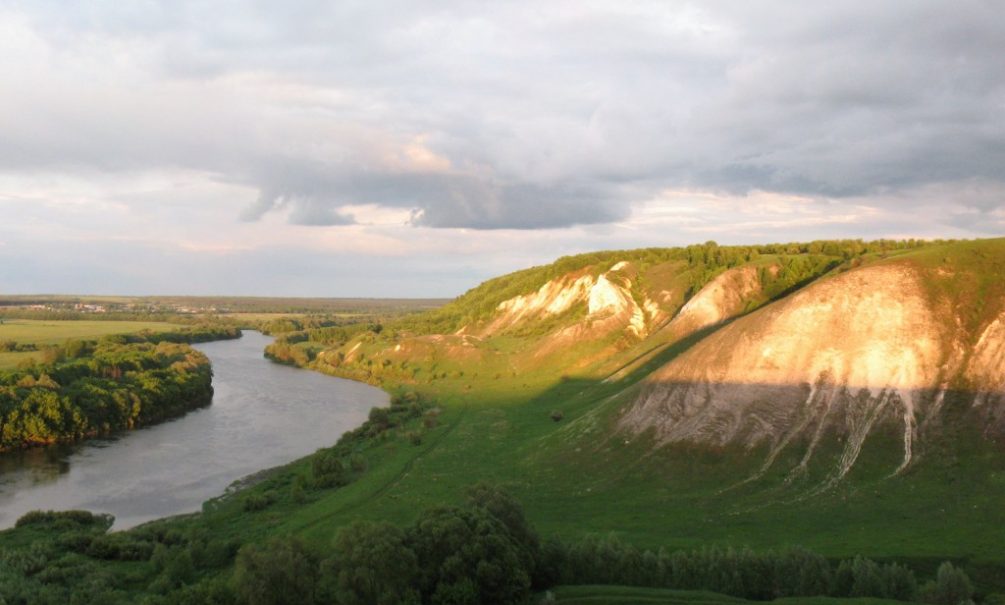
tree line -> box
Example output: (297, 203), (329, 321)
(0, 486), (986, 603)
(163, 485), (977, 605)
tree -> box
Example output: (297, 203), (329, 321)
(465, 483), (540, 570)
(232, 537), (319, 605)
(407, 505), (532, 605)
(849, 556), (884, 598)
(883, 562), (918, 602)
(929, 562), (973, 605)
(320, 521), (419, 605)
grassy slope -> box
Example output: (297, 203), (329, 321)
(95, 240), (1000, 591)
(248, 241), (1005, 577)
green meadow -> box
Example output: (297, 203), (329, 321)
(0, 319), (185, 346)
(0, 319), (185, 368)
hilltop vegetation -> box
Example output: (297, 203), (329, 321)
(390, 239), (937, 336)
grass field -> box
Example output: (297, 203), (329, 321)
(0, 350), (34, 369)
(0, 319), (183, 368)
(0, 319), (183, 345)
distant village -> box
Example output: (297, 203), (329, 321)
(0, 300), (223, 315)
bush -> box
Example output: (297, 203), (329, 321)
(242, 492), (275, 512)
(349, 453), (368, 473)
(15, 510), (112, 531)
(311, 450), (350, 488)
(85, 534), (155, 561)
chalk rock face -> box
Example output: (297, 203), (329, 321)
(484, 262), (650, 340)
(620, 263), (1005, 480)
(485, 273), (596, 335)
(671, 265), (763, 334)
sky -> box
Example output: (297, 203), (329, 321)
(1, 1), (1003, 297)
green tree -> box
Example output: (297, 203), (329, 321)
(849, 556), (884, 598)
(320, 521), (419, 605)
(929, 562), (973, 605)
(407, 505), (532, 605)
(232, 537), (319, 605)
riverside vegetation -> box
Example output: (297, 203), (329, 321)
(2, 238), (1004, 604)
(0, 325), (239, 450)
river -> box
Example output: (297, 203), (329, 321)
(0, 331), (386, 529)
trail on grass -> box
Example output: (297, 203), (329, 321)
(293, 402), (471, 533)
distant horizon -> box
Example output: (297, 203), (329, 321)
(2, 234), (992, 299)
(0, 293), (453, 301)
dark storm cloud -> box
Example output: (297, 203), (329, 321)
(2, 0), (1004, 230)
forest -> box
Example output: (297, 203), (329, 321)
(0, 330), (225, 450)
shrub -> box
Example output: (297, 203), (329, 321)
(311, 450), (350, 488)
(85, 534), (155, 561)
(242, 492), (275, 512)
(349, 452), (368, 473)
(15, 510), (112, 531)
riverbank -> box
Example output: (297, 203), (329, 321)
(0, 330), (386, 529)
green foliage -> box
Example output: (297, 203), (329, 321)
(149, 545), (197, 593)
(311, 450), (350, 488)
(0, 512), (240, 604)
(0, 482), (983, 605)
(302, 392), (428, 491)
(0, 336), (215, 450)
(388, 239), (941, 335)
(921, 562), (974, 605)
(14, 510), (113, 531)
(232, 537), (321, 605)
(406, 504), (533, 603)
(242, 492), (276, 513)
(320, 521), (419, 605)
(543, 536), (930, 603)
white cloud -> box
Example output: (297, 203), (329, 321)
(0, 1), (1003, 295)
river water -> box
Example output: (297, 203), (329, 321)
(0, 331), (386, 529)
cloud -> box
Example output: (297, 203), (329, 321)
(2, 0), (1002, 233)
(1, 1), (1004, 296)
(241, 192), (355, 227)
